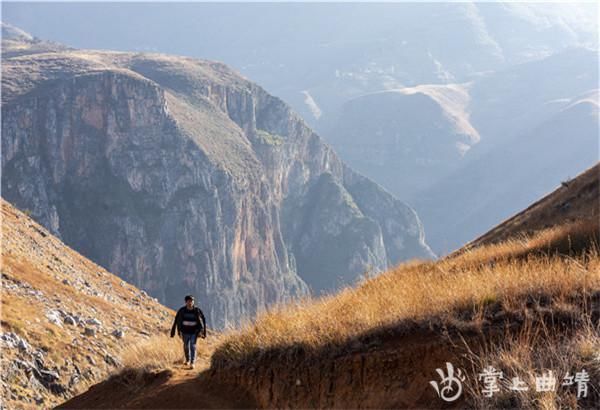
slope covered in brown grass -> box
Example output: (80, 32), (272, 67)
(0, 199), (174, 408)
(464, 162), (599, 250)
(209, 232), (599, 408)
(207, 164), (600, 409)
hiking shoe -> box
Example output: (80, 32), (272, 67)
(189, 362), (195, 369)
(183, 360), (189, 366)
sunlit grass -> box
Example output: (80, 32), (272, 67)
(213, 221), (599, 366)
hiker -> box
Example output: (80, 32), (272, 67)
(170, 295), (207, 369)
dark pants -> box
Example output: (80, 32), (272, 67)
(182, 333), (197, 363)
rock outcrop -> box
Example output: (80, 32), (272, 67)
(1, 32), (434, 327)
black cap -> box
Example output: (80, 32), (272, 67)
(185, 295), (194, 302)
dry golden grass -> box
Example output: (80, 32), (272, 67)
(120, 334), (184, 372)
(455, 219), (599, 264)
(107, 333), (218, 392)
(465, 318), (600, 409)
(213, 222), (600, 366)
(119, 332), (217, 375)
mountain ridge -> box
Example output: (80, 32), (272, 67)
(1, 27), (434, 329)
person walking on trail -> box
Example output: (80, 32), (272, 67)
(170, 295), (206, 369)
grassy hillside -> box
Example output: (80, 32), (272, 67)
(215, 222), (598, 352)
(465, 163), (599, 249)
(0, 199), (174, 408)
(208, 159), (600, 408)
(210, 221), (598, 408)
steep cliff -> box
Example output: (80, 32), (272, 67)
(2, 33), (433, 327)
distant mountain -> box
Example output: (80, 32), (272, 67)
(415, 86), (599, 253)
(322, 47), (598, 253)
(3, 3), (596, 129)
(324, 84), (480, 200)
(3, 3), (597, 257)
(467, 47), (598, 151)
(1, 28), (433, 328)
(328, 47), (596, 192)
(1, 199), (172, 409)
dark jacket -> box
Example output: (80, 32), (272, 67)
(170, 306), (206, 338)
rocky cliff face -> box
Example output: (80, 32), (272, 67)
(2, 36), (433, 327)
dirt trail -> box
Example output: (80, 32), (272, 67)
(59, 327), (479, 409)
(58, 363), (257, 409)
